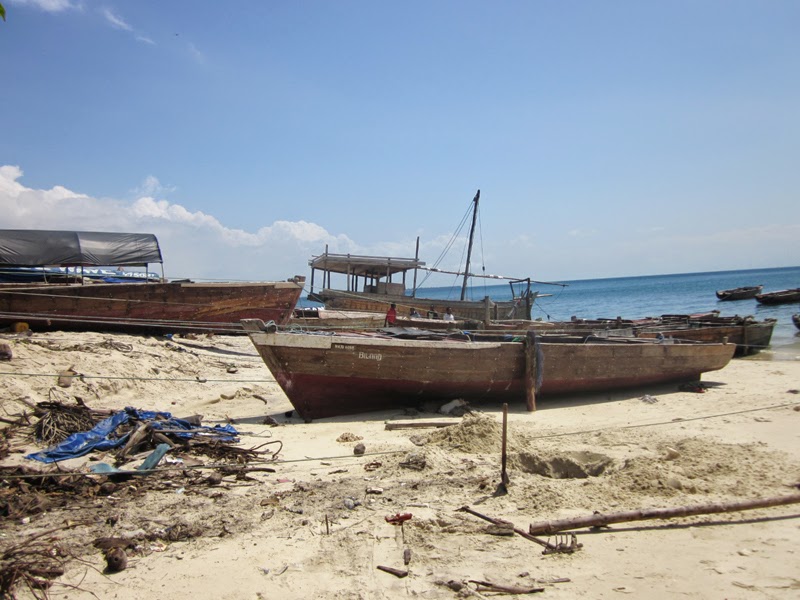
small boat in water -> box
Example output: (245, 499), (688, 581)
(243, 319), (735, 421)
(755, 288), (800, 305)
(715, 285), (762, 301)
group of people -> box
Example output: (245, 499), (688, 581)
(384, 303), (455, 326)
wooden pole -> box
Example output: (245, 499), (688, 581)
(525, 331), (537, 411)
(495, 403), (509, 495)
(412, 236), (419, 297)
(460, 190), (480, 301)
(501, 403), (509, 486)
(528, 492), (800, 536)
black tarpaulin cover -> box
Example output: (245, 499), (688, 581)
(0, 230), (163, 266)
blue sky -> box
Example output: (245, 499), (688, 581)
(1, 0), (798, 285)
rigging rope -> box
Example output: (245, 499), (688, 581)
(416, 199), (476, 289)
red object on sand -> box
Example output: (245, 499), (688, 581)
(385, 513), (412, 524)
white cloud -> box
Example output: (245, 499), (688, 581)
(567, 228), (597, 238)
(101, 7), (130, 31)
(131, 175), (175, 198)
(97, 7), (157, 46)
(0, 165), (357, 282)
(187, 42), (205, 64)
(8, 0), (74, 13)
(2, 166), (796, 287)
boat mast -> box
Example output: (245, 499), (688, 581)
(460, 189), (480, 301)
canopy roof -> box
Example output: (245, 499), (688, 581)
(309, 252), (424, 279)
(0, 230), (163, 267)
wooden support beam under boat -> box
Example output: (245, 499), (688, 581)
(525, 331), (538, 411)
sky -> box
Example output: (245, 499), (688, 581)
(1, 0), (799, 287)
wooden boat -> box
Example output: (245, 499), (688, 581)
(633, 315), (777, 356)
(0, 279), (305, 333)
(793, 314), (800, 331)
(306, 190), (553, 324)
(715, 285), (762, 301)
(243, 319), (735, 420)
(755, 288), (800, 305)
(0, 229), (304, 333)
(478, 312), (776, 356)
(290, 307), (386, 329)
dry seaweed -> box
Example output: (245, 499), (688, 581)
(0, 466), (100, 519)
(0, 524), (89, 600)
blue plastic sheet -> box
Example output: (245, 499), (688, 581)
(26, 407), (238, 463)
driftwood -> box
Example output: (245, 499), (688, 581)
(376, 565), (408, 578)
(470, 579), (544, 594)
(385, 420), (458, 430)
(458, 506), (569, 553)
(117, 422), (151, 460)
(528, 492), (800, 536)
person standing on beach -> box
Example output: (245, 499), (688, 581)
(385, 303), (397, 327)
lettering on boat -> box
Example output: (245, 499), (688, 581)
(332, 343), (381, 361)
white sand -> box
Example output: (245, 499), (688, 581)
(1, 330), (799, 599)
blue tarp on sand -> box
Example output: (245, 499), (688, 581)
(26, 407), (238, 463)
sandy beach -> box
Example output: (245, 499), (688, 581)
(1, 329), (799, 599)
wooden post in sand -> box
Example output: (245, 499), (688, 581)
(501, 403), (509, 487)
(524, 331), (538, 411)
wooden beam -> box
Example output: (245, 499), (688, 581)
(525, 331), (537, 411)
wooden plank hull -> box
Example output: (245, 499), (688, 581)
(478, 316), (776, 356)
(715, 286), (762, 301)
(290, 308), (386, 329)
(0, 279), (304, 333)
(633, 321), (776, 356)
(245, 326), (735, 420)
(755, 288), (800, 305)
(313, 289), (530, 322)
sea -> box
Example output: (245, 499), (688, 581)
(302, 265), (800, 360)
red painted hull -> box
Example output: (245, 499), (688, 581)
(245, 327), (735, 420)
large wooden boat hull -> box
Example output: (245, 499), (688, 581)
(0, 279), (304, 333)
(755, 288), (800, 305)
(715, 286), (762, 301)
(311, 288), (530, 322)
(244, 323), (735, 420)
